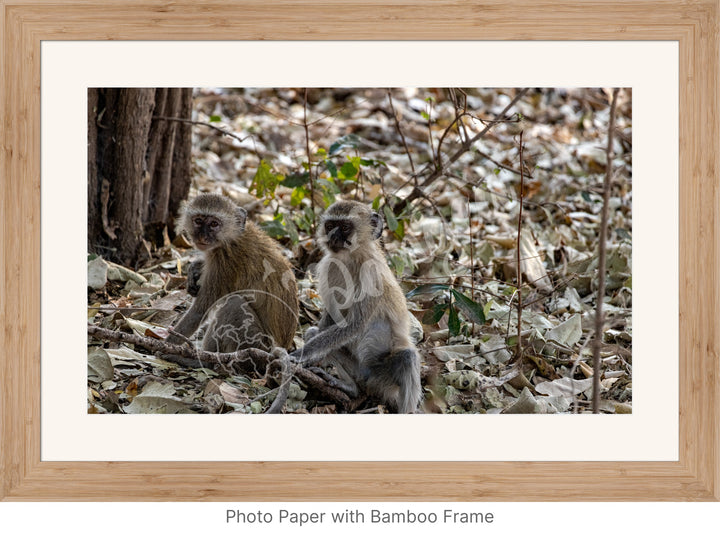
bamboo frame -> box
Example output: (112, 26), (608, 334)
(1, 0), (718, 501)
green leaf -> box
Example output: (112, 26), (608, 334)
(360, 158), (386, 167)
(483, 300), (493, 319)
(317, 177), (341, 200)
(451, 289), (486, 324)
(281, 172), (310, 188)
(392, 219), (405, 240)
(259, 218), (288, 239)
(316, 148), (327, 157)
(383, 205), (398, 232)
(321, 190), (337, 208)
(283, 216), (299, 243)
(406, 283), (450, 298)
(339, 162), (358, 180)
(372, 195), (381, 211)
(250, 160), (281, 199)
(290, 186), (308, 206)
(325, 160), (338, 178)
(421, 111), (430, 121)
(423, 303), (448, 325)
(260, 214), (298, 243)
(448, 305), (460, 336)
(208, 115), (222, 122)
(389, 254), (405, 275)
(293, 206), (316, 233)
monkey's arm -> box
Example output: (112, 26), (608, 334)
(304, 312), (335, 340)
(166, 295), (213, 345)
(290, 305), (371, 365)
(186, 260), (204, 297)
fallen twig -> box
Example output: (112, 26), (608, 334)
(88, 324), (271, 375)
(87, 324), (352, 411)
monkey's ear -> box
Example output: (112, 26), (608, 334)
(235, 206), (248, 231)
(370, 211), (384, 240)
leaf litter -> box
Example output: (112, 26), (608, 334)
(88, 88), (632, 414)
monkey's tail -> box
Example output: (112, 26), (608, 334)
(367, 348), (422, 413)
(396, 349), (422, 414)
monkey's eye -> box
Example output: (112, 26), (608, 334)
(324, 222), (335, 234)
(340, 222), (352, 234)
(193, 217), (204, 226)
(208, 219), (220, 229)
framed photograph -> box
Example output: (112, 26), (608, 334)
(1, 1), (718, 501)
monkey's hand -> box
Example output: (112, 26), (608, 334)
(288, 348), (307, 363)
(289, 325), (324, 364)
(292, 313), (367, 366)
(186, 260), (204, 297)
(289, 346), (325, 367)
(304, 326), (320, 340)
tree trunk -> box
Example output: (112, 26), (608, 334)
(87, 88), (193, 268)
(168, 89), (194, 231)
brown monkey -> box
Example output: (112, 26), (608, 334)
(291, 200), (422, 413)
(167, 193), (298, 356)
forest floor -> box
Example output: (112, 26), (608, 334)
(88, 87), (632, 414)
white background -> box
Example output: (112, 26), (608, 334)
(41, 41), (678, 462)
(3, 502), (718, 536)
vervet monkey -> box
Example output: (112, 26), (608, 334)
(291, 200), (422, 413)
(167, 193), (298, 354)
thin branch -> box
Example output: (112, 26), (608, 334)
(394, 88), (529, 214)
(592, 88), (620, 413)
(425, 98), (438, 169)
(448, 88), (469, 142)
(515, 130), (525, 367)
(468, 194), (476, 336)
(435, 111), (467, 163)
(303, 89), (316, 235)
(476, 148), (533, 179)
(152, 115), (248, 145)
(387, 89), (416, 176)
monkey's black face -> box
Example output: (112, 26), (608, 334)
(191, 215), (222, 250)
(323, 219), (354, 252)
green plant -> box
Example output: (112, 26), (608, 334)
(407, 283), (486, 337)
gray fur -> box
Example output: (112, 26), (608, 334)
(291, 200), (422, 413)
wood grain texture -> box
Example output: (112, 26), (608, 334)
(1, 0), (718, 501)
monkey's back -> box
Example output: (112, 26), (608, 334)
(204, 222), (299, 349)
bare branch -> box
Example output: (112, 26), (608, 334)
(303, 89), (316, 235)
(592, 88), (620, 414)
(387, 89), (416, 176)
(516, 130), (525, 368)
(394, 88), (529, 213)
(152, 115), (248, 145)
